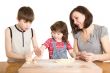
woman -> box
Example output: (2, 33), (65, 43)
(69, 6), (110, 62)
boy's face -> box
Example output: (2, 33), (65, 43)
(18, 19), (32, 31)
(51, 31), (63, 42)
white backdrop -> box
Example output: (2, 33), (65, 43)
(0, 0), (110, 61)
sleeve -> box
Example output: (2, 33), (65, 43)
(73, 33), (77, 39)
(100, 26), (108, 38)
(43, 38), (52, 48)
(66, 41), (73, 50)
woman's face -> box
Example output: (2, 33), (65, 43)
(71, 11), (85, 29)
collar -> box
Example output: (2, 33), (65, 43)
(15, 25), (25, 32)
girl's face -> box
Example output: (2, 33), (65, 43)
(71, 11), (85, 29)
(51, 31), (63, 42)
(18, 19), (32, 31)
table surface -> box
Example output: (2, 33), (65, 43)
(0, 60), (110, 73)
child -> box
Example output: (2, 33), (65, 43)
(40, 21), (74, 59)
(5, 6), (41, 62)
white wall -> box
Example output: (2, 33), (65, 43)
(0, 0), (110, 61)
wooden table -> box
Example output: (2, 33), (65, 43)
(0, 60), (110, 73)
(94, 61), (110, 73)
(0, 61), (24, 73)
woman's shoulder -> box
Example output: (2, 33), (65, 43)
(73, 31), (81, 39)
(94, 24), (107, 30)
(94, 24), (108, 37)
(94, 24), (107, 32)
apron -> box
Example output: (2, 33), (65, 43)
(52, 40), (68, 59)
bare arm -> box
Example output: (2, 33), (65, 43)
(68, 39), (79, 58)
(31, 29), (41, 57)
(5, 28), (24, 59)
(73, 39), (79, 54)
(40, 45), (46, 55)
(96, 35), (110, 61)
(68, 49), (74, 58)
(73, 39), (86, 60)
(84, 35), (110, 61)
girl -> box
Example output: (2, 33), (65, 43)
(40, 21), (74, 59)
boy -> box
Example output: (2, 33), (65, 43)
(5, 6), (41, 62)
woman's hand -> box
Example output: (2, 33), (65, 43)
(75, 52), (86, 61)
(76, 51), (98, 62)
(83, 52), (98, 62)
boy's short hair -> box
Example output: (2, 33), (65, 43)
(17, 6), (34, 22)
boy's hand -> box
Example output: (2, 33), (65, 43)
(34, 48), (41, 57)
